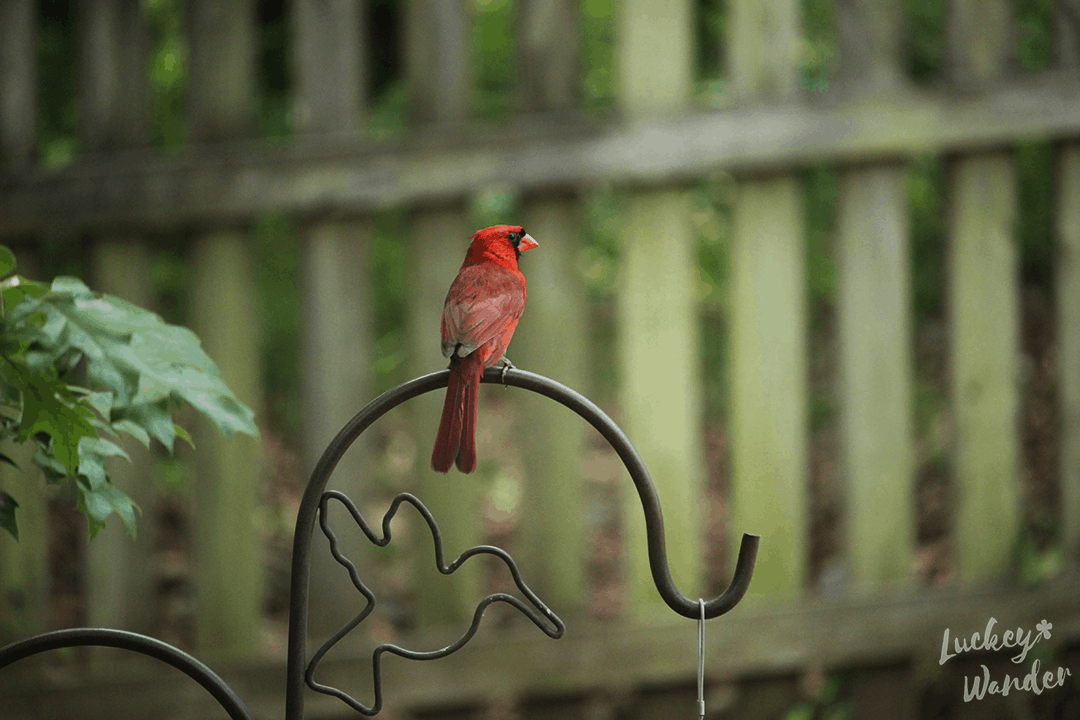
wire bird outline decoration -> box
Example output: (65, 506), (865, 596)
(306, 489), (565, 716)
(285, 367), (759, 720)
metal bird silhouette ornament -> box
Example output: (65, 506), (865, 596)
(306, 490), (564, 716)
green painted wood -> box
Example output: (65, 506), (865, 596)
(292, 0), (364, 134)
(617, 189), (705, 610)
(403, 0), (478, 630)
(76, 0), (149, 151)
(514, 0), (578, 112)
(946, 0), (1013, 88)
(512, 1), (586, 614)
(729, 177), (807, 599)
(0, 2), (42, 646)
(834, 0), (906, 94)
(946, 2), (1020, 582)
(837, 167), (914, 592)
(727, 0), (806, 601)
(85, 240), (157, 638)
(617, 0), (692, 114)
(406, 207), (482, 627)
(186, 0), (256, 143)
(77, 0), (155, 645)
(299, 221), (377, 640)
(184, 0), (262, 658)
(516, 194), (587, 614)
(616, 0), (703, 613)
(0, 0), (36, 170)
(293, 0), (374, 638)
(948, 152), (1020, 581)
(727, 0), (801, 101)
(1060, 1), (1080, 66)
(834, 0), (913, 595)
(188, 231), (264, 658)
(405, 0), (471, 123)
(1058, 144), (1080, 563)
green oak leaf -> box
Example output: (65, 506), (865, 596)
(16, 371), (98, 475)
(111, 418), (151, 449)
(0, 263), (257, 540)
(115, 400), (175, 450)
(76, 480), (138, 540)
(173, 423), (194, 449)
(78, 435), (130, 490)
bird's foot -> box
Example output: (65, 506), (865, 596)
(499, 357), (516, 386)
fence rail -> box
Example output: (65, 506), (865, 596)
(2, 0), (1080, 717)
(3, 71), (1080, 235)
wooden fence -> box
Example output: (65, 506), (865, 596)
(2, 0), (1080, 718)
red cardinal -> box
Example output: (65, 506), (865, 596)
(431, 225), (539, 473)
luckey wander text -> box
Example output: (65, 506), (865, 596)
(939, 617), (1071, 702)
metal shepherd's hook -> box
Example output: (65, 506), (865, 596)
(485, 367), (761, 620)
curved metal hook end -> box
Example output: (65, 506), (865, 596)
(704, 533), (759, 619)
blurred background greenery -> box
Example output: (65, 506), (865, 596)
(27, 0), (1056, 405)
(28, 0), (1058, 544)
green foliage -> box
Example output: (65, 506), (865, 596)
(257, 0), (292, 140)
(146, 0), (187, 148)
(581, 0), (617, 112)
(804, 165), (839, 311)
(907, 155), (946, 321)
(906, 0), (945, 83)
(474, 0), (515, 118)
(695, 174), (734, 415)
(253, 216), (302, 434)
(0, 246), (258, 541)
(37, 0), (78, 166)
(800, 0), (834, 93)
(1016, 0), (1055, 71)
(1016, 140), (1055, 284)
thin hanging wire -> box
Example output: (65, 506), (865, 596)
(697, 598), (706, 719)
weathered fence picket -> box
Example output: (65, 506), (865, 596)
(728, 0), (808, 600)
(617, 0), (703, 612)
(514, 0), (589, 615)
(78, 0), (156, 641)
(948, 0), (1021, 583)
(1062, 144), (1080, 563)
(0, 0), (47, 648)
(835, 0), (914, 593)
(186, 0), (263, 658)
(293, 0), (376, 640)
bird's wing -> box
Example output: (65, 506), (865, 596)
(440, 264), (525, 362)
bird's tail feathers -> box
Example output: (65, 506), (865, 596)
(431, 352), (484, 473)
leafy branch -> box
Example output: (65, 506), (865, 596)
(0, 245), (258, 541)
